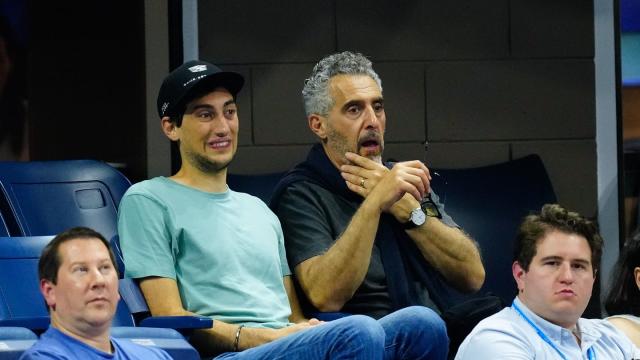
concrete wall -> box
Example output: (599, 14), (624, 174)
(197, 0), (597, 217)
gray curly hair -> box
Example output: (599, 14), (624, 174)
(302, 51), (382, 117)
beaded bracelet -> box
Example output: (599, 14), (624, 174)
(233, 324), (245, 352)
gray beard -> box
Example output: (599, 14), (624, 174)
(326, 127), (384, 165)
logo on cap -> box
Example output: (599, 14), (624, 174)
(188, 65), (207, 73)
(161, 102), (169, 115)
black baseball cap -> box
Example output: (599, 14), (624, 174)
(157, 60), (244, 118)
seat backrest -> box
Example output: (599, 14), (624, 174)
(0, 210), (10, 236)
(109, 235), (152, 323)
(431, 154), (557, 305)
(227, 172), (286, 204)
(0, 235), (136, 330)
(0, 327), (38, 360)
(0, 160), (131, 241)
(0, 236), (54, 328)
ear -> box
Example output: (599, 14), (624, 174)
(512, 261), (526, 291)
(634, 267), (640, 290)
(161, 116), (180, 141)
(40, 279), (56, 308)
(308, 114), (327, 140)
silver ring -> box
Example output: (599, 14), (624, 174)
(360, 178), (366, 188)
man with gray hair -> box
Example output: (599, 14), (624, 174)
(271, 51), (485, 358)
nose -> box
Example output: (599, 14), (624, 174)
(90, 268), (107, 288)
(558, 263), (574, 283)
(210, 116), (230, 136)
(363, 105), (381, 130)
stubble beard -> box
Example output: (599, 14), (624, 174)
(326, 126), (384, 165)
(184, 147), (232, 174)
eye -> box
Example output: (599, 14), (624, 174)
(346, 105), (362, 117)
(196, 111), (214, 121)
(73, 266), (88, 273)
(373, 102), (384, 113)
(223, 107), (237, 118)
(544, 260), (560, 267)
(100, 264), (113, 274)
(572, 263), (587, 270)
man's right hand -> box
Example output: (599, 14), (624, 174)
(272, 319), (324, 340)
(341, 152), (431, 212)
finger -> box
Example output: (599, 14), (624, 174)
(403, 165), (431, 194)
(345, 152), (379, 169)
(392, 166), (429, 197)
(399, 182), (423, 202)
(406, 167), (431, 195)
(345, 181), (367, 198)
(340, 164), (368, 178)
(340, 172), (364, 186)
(399, 160), (432, 181)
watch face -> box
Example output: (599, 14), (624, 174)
(411, 207), (426, 226)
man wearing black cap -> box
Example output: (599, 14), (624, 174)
(116, 60), (388, 359)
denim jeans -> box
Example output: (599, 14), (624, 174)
(215, 306), (448, 360)
(380, 306), (449, 360)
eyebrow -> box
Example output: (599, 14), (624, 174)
(341, 97), (384, 111)
(538, 255), (591, 265)
(188, 99), (237, 113)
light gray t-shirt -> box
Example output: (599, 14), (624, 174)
(118, 177), (292, 329)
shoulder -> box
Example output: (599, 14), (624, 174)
(589, 317), (640, 348)
(229, 189), (281, 222)
(124, 177), (169, 197)
(278, 180), (338, 209)
(455, 308), (534, 359)
(20, 330), (76, 359)
(112, 338), (172, 359)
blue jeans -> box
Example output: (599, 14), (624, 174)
(215, 306), (448, 360)
(380, 306), (448, 360)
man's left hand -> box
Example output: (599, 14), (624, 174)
(340, 152), (430, 223)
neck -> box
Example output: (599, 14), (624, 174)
(51, 316), (112, 353)
(516, 296), (579, 330)
(321, 143), (345, 169)
(171, 164), (228, 193)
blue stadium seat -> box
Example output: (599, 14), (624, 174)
(430, 154), (556, 305)
(228, 172), (285, 204)
(0, 327), (38, 360)
(0, 235), (202, 359)
(0, 160), (131, 240)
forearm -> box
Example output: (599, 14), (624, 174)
(190, 319), (280, 354)
(297, 198), (382, 311)
(407, 217), (485, 292)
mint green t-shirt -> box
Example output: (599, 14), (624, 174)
(117, 177), (292, 328)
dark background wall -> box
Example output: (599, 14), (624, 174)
(27, 2), (147, 182)
(21, 1), (598, 217)
(198, 0), (598, 217)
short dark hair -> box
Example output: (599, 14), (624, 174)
(514, 204), (602, 273)
(604, 230), (640, 316)
(38, 227), (117, 284)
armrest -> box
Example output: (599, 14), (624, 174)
(0, 316), (51, 331)
(307, 312), (351, 322)
(138, 315), (213, 330)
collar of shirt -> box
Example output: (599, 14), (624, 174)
(512, 297), (591, 349)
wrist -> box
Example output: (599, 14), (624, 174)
(233, 324), (244, 351)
